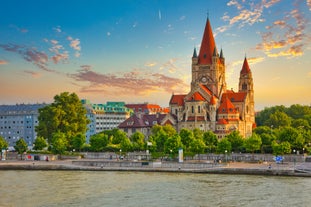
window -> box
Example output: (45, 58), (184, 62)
(242, 83), (247, 90)
(191, 106), (194, 113)
(198, 106), (201, 113)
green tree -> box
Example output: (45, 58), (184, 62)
(244, 133), (262, 154)
(33, 136), (47, 150)
(130, 131), (146, 151)
(162, 125), (177, 137)
(0, 136), (8, 160)
(120, 137), (132, 154)
(216, 138), (232, 154)
(179, 128), (195, 152)
(71, 133), (86, 152)
(226, 131), (244, 153)
(272, 141), (291, 155)
(51, 132), (68, 156)
(89, 133), (109, 152)
(189, 138), (206, 159)
(203, 131), (218, 153)
(111, 129), (128, 145)
(265, 111), (291, 128)
(14, 138), (28, 160)
(277, 127), (304, 150)
(255, 105), (286, 126)
(164, 134), (183, 156)
(36, 92), (90, 146)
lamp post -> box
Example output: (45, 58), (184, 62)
(225, 150), (227, 163)
(293, 149), (296, 170)
(119, 149), (122, 160)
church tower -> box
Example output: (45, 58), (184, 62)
(239, 57), (255, 135)
(191, 18), (226, 98)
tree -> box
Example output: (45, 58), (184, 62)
(33, 136), (47, 150)
(203, 131), (218, 153)
(51, 132), (68, 156)
(164, 134), (183, 156)
(111, 129), (128, 145)
(272, 141), (291, 155)
(71, 133), (86, 152)
(120, 137), (132, 155)
(179, 128), (195, 152)
(14, 138), (28, 160)
(89, 133), (109, 152)
(0, 136), (8, 160)
(130, 132), (146, 151)
(277, 127), (304, 150)
(36, 92), (90, 147)
(265, 111), (291, 128)
(226, 131), (244, 153)
(244, 133), (262, 154)
(162, 125), (177, 137)
(216, 138), (231, 154)
(189, 138), (206, 159)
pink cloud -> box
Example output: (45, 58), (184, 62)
(0, 60), (8, 65)
(70, 65), (188, 96)
(23, 70), (41, 78)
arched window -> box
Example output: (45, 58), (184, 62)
(191, 106), (194, 113)
(242, 83), (247, 90)
(198, 105), (201, 113)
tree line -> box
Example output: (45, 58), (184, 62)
(1, 92), (310, 159)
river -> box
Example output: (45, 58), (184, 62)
(0, 171), (310, 207)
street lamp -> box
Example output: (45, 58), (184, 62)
(293, 149), (296, 170)
(225, 150), (227, 163)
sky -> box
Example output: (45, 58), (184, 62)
(0, 0), (311, 110)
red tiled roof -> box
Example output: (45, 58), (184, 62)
(198, 18), (216, 65)
(240, 57), (251, 75)
(187, 92), (206, 101)
(217, 118), (228, 125)
(125, 103), (168, 114)
(210, 95), (217, 105)
(169, 94), (186, 106)
(218, 95), (238, 114)
(199, 84), (213, 96)
(223, 91), (247, 102)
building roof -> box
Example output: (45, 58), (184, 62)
(210, 95), (217, 105)
(199, 84), (213, 96)
(240, 57), (251, 75)
(169, 94), (186, 106)
(118, 113), (169, 128)
(218, 95), (238, 114)
(198, 17), (216, 65)
(0, 103), (47, 115)
(224, 91), (247, 102)
(125, 103), (168, 114)
(217, 118), (228, 125)
(187, 92), (206, 101)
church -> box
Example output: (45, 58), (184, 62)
(169, 17), (255, 138)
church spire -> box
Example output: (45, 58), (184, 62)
(192, 47), (197, 58)
(240, 56), (251, 75)
(198, 17), (216, 65)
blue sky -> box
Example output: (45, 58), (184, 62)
(1, 0), (311, 110)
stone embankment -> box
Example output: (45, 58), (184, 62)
(0, 159), (311, 177)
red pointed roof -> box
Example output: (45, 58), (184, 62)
(199, 84), (213, 96)
(169, 94), (186, 106)
(198, 18), (216, 65)
(217, 118), (228, 125)
(210, 95), (217, 105)
(224, 91), (247, 102)
(240, 57), (251, 75)
(187, 92), (206, 101)
(218, 95), (238, 114)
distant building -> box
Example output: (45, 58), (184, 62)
(169, 17), (255, 138)
(125, 103), (169, 115)
(118, 113), (176, 138)
(82, 100), (132, 142)
(0, 103), (47, 149)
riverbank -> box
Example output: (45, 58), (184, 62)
(1, 159), (311, 177)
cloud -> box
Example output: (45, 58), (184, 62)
(9, 24), (28, 33)
(179, 16), (186, 21)
(67, 36), (81, 57)
(308, 71), (311, 77)
(0, 43), (53, 72)
(308, 0), (311, 10)
(256, 4), (310, 58)
(107, 32), (111, 37)
(232, 56), (264, 67)
(24, 70), (41, 78)
(158, 10), (162, 20)
(53, 26), (62, 33)
(145, 62), (157, 67)
(0, 60), (8, 65)
(69, 65), (188, 96)
(160, 58), (178, 74)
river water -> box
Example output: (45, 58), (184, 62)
(0, 171), (310, 207)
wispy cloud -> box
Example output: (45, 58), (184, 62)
(308, 0), (311, 10)
(69, 65), (188, 96)
(9, 24), (28, 33)
(158, 10), (162, 21)
(67, 36), (81, 57)
(0, 60), (8, 65)
(53, 26), (62, 33)
(231, 56), (265, 67)
(24, 70), (41, 78)
(256, 3), (310, 58)
(0, 43), (53, 72)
